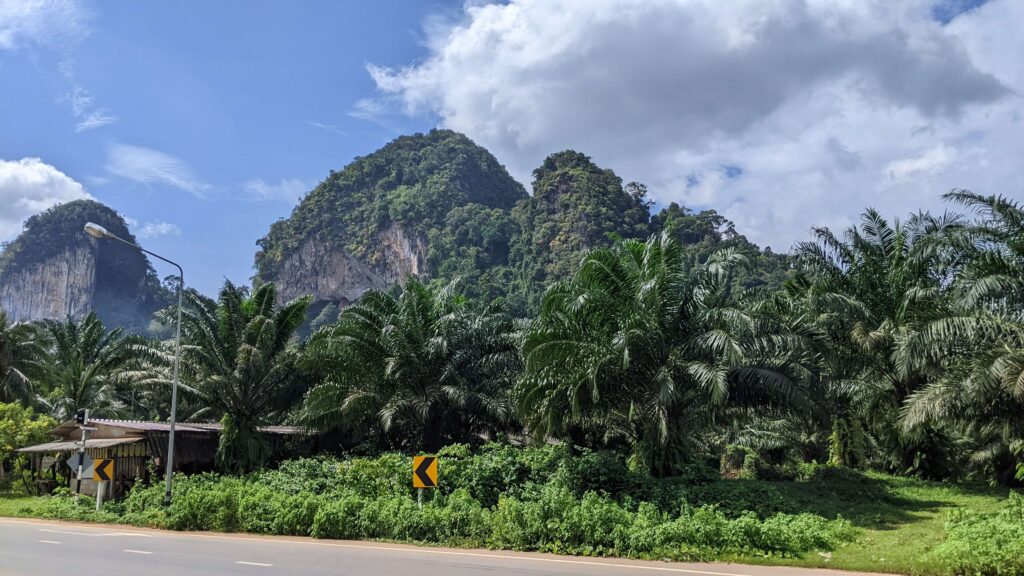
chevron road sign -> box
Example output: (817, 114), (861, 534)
(412, 455), (438, 488)
(94, 458), (115, 482)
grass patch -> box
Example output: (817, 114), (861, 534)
(728, 473), (1010, 574)
(0, 493), (49, 517)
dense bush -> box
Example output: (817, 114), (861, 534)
(30, 445), (856, 561)
(925, 491), (1024, 575)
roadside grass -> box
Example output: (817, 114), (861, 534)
(729, 473), (1009, 574)
(0, 493), (48, 517)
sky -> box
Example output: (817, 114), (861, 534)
(1, 0), (1020, 296)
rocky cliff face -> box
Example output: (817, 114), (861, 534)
(0, 200), (166, 331)
(255, 129), (528, 311)
(274, 222), (427, 305)
(0, 244), (96, 321)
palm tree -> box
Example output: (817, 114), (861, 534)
(300, 278), (520, 452)
(902, 190), (1024, 484)
(794, 209), (962, 476)
(518, 230), (810, 474)
(0, 310), (44, 404)
(177, 280), (309, 473)
(37, 313), (144, 421)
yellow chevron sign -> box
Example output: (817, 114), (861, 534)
(94, 458), (114, 482)
(412, 455), (437, 488)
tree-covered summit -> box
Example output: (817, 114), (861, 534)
(0, 200), (167, 332)
(254, 129), (528, 283)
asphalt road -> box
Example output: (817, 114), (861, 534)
(0, 518), (890, 576)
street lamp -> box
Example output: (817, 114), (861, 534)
(84, 222), (183, 506)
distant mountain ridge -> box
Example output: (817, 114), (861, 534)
(0, 131), (788, 331)
(255, 129), (789, 318)
(0, 200), (167, 331)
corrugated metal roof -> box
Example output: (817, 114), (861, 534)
(55, 419), (305, 435)
(17, 437), (144, 453)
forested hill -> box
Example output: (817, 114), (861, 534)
(254, 129), (790, 318)
(0, 200), (168, 332)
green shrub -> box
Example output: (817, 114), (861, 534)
(24, 447), (858, 563)
(311, 492), (366, 539)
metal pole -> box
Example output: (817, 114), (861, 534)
(163, 271), (182, 506)
(75, 427), (87, 501)
(87, 227), (184, 507)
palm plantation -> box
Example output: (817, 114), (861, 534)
(176, 280), (310, 472)
(518, 229), (810, 474)
(301, 278), (520, 452)
(0, 311), (43, 404)
(37, 313), (145, 421)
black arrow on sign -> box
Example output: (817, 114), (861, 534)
(95, 459), (113, 481)
(414, 456), (436, 487)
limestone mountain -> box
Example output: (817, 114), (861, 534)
(254, 129), (528, 318)
(508, 150), (654, 310)
(255, 130), (791, 322)
(0, 200), (167, 332)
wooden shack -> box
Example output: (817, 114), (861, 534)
(17, 419), (307, 497)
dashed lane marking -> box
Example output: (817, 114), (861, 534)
(236, 561), (273, 567)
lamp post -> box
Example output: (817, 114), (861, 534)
(84, 222), (182, 506)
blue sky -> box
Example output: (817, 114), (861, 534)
(1, 0), (1020, 297)
(1, 1), (451, 294)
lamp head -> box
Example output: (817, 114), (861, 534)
(83, 222), (111, 239)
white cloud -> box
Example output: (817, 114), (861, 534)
(306, 121), (346, 136)
(0, 157), (92, 240)
(2, 5), (115, 132)
(0, 0), (90, 51)
(106, 144), (208, 196)
(364, 0), (1021, 250)
(886, 145), (957, 181)
(137, 221), (181, 239)
(57, 77), (118, 132)
(244, 178), (308, 202)
(348, 98), (386, 121)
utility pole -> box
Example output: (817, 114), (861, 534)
(74, 409), (88, 501)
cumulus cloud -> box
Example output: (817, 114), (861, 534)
(0, 157), (92, 240)
(244, 178), (308, 202)
(137, 221), (181, 239)
(106, 144), (208, 196)
(363, 0), (1021, 250)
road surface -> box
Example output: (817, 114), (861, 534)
(0, 518), (890, 576)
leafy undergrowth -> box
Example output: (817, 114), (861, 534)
(4, 444), (1017, 574)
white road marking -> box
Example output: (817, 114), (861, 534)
(123, 549), (152, 554)
(236, 561), (273, 567)
(220, 537), (751, 576)
(38, 540), (61, 544)
(38, 527), (152, 538)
